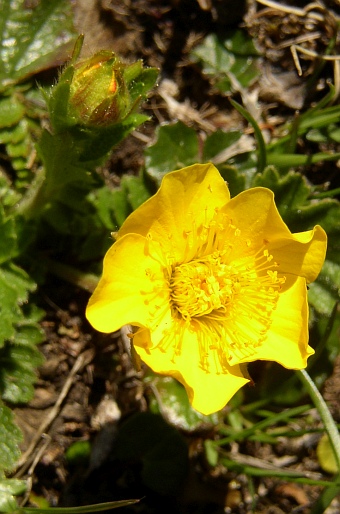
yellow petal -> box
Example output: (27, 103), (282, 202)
(86, 233), (169, 333)
(117, 163), (230, 260)
(269, 225), (327, 284)
(134, 324), (249, 415)
(224, 187), (327, 283)
(230, 276), (313, 369)
(86, 166), (326, 415)
(224, 187), (291, 241)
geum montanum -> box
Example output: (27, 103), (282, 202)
(86, 164), (327, 415)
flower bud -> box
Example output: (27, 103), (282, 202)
(68, 52), (131, 127)
(49, 40), (158, 131)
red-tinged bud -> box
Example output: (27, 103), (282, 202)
(48, 37), (158, 133)
(68, 52), (131, 127)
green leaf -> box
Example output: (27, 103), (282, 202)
(0, 341), (44, 403)
(317, 434), (339, 474)
(204, 440), (219, 467)
(191, 31), (259, 93)
(0, 205), (17, 264)
(0, 402), (23, 474)
(202, 129), (242, 162)
(121, 174), (151, 210)
(0, 174), (21, 209)
(65, 440), (91, 467)
(223, 29), (259, 56)
(306, 128), (329, 143)
(145, 123), (253, 187)
(310, 301), (340, 367)
(0, 477), (26, 513)
(0, 97), (24, 128)
(23, 112), (150, 223)
(0, 263), (37, 348)
(308, 261), (340, 316)
(115, 412), (189, 496)
(77, 113), (150, 163)
(306, 124), (340, 145)
(192, 34), (234, 75)
(124, 65), (159, 105)
(88, 187), (121, 230)
(0, 259), (44, 403)
(252, 166), (309, 222)
(266, 98), (340, 156)
(145, 122), (199, 183)
(147, 375), (219, 432)
(109, 188), (131, 227)
(88, 187), (130, 229)
(308, 282), (338, 317)
(0, 0), (77, 89)
(309, 480), (340, 514)
(0, 89), (46, 191)
(328, 124), (340, 142)
(38, 130), (95, 198)
(15, 321), (45, 347)
(7, 138), (30, 159)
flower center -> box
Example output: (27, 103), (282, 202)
(143, 217), (286, 373)
(168, 245), (286, 371)
(170, 255), (233, 319)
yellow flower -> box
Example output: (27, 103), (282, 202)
(86, 164), (327, 415)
